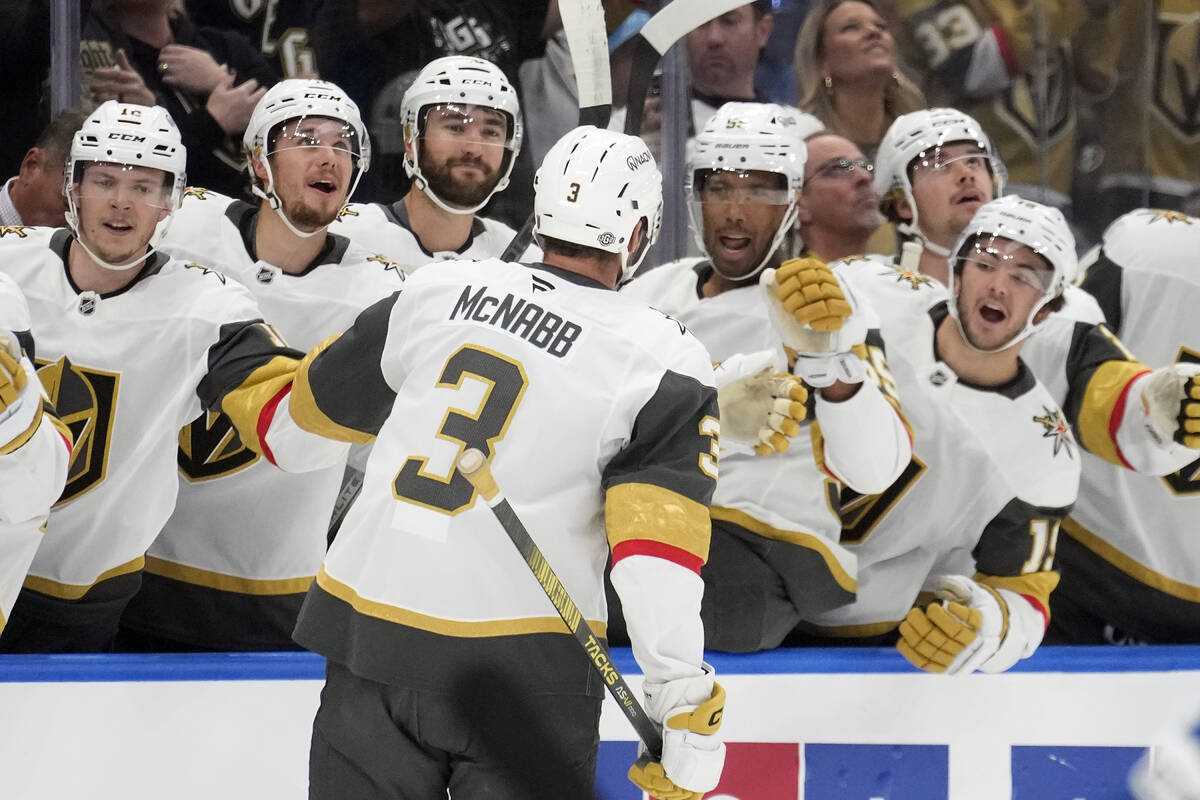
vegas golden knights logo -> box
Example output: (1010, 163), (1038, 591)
(840, 457), (927, 545)
(35, 356), (119, 505)
(1001, 45), (1073, 145)
(1154, 13), (1200, 139)
(178, 411), (259, 481)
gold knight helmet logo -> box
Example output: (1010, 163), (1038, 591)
(35, 356), (120, 505)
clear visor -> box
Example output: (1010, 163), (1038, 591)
(70, 162), (176, 211)
(267, 116), (363, 162)
(691, 169), (792, 206)
(960, 236), (1055, 293)
(909, 147), (1003, 180)
(419, 103), (516, 151)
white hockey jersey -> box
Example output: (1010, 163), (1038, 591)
(120, 191), (406, 649)
(0, 227), (340, 618)
(0, 270), (70, 631)
(806, 258), (1080, 634)
(623, 258), (912, 634)
(330, 198), (540, 271)
(291, 258), (718, 695)
(1054, 209), (1200, 641)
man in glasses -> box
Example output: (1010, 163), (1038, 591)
(116, 80), (407, 652)
(332, 56), (536, 269)
(622, 102), (911, 652)
(0, 102), (344, 652)
(797, 133), (882, 263)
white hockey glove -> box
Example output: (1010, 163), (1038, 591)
(897, 575), (1044, 675)
(760, 258), (868, 388)
(714, 350), (808, 456)
(1142, 364), (1200, 450)
(628, 666), (727, 800)
(1129, 715), (1200, 800)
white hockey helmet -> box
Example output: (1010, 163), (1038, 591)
(65, 100), (187, 270)
(686, 102), (808, 280)
(401, 55), (523, 214)
(243, 79), (369, 235)
(533, 126), (662, 283)
(875, 107), (1007, 253)
(948, 194), (1075, 351)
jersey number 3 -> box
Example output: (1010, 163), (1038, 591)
(392, 345), (528, 514)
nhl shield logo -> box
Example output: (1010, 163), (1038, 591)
(77, 291), (99, 316)
(35, 356), (120, 505)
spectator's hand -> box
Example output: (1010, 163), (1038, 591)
(89, 49), (156, 106)
(158, 44), (231, 96)
(206, 72), (267, 136)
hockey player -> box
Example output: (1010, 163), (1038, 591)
(623, 102), (912, 652)
(285, 126), (727, 799)
(0, 101), (346, 653)
(865, 107), (1199, 480)
(331, 56), (537, 269)
(1046, 209), (1200, 644)
(0, 274), (71, 634)
(791, 196), (1081, 675)
(117, 80), (406, 651)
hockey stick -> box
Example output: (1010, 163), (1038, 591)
(616, 0), (748, 136)
(456, 448), (664, 759)
(499, 0), (612, 262)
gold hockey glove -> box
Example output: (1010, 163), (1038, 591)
(0, 331), (28, 413)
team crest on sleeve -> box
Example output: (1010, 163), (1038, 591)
(182, 187), (210, 201)
(178, 411), (259, 481)
(1033, 406), (1075, 458)
(0, 225), (29, 238)
(893, 269), (934, 290)
(35, 356), (119, 505)
(651, 306), (687, 335)
(184, 262), (226, 284)
(1141, 209), (1193, 225)
(337, 205), (358, 220)
(367, 253), (405, 278)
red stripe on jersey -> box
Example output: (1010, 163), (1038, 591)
(1021, 593), (1050, 630)
(612, 540), (705, 575)
(257, 383), (293, 467)
(991, 26), (1018, 78)
(1109, 368), (1151, 471)
(58, 431), (72, 455)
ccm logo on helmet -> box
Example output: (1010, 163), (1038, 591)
(303, 92), (341, 101)
(107, 133), (146, 142)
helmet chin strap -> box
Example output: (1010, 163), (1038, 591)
(705, 201), (799, 283)
(949, 294), (1050, 355)
(897, 221), (950, 257)
(252, 161), (325, 240)
(404, 138), (507, 216)
(65, 195), (163, 272)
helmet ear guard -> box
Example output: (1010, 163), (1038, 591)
(533, 126), (663, 284)
(686, 102), (810, 281)
(65, 101), (187, 271)
(400, 56), (523, 215)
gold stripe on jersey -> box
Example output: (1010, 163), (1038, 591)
(316, 567), (607, 638)
(143, 556), (315, 596)
(291, 334), (376, 445)
(46, 408), (72, 448)
(796, 618), (901, 639)
(220, 354), (302, 454)
(605, 482), (710, 563)
(710, 505), (856, 594)
(23, 555), (145, 600)
(0, 401), (43, 455)
(1063, 518), (1200, 602)
(977, 570), (1061, 617)
(1076, 359), (1150, 467)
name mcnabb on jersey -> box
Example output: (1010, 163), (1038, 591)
(449, 284), (583, 358)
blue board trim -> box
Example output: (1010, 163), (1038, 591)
(2, 645), (1199, 683)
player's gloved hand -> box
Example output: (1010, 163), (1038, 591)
(628, 666), (727, 799)
(1142, 364), (1200, 449)
(897, 575), (1042, 675)
(714, 350), (808, 456)
(1129, 715), (1200, 800)
(0, 330), (29, 417)
(761, 260), (868, 388)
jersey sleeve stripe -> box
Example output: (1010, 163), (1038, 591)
(46, 404), (73, 453)
(611, 539), (705, 574)
(605, 481), (710, 565)
(976, 571), (1060, 629)
(1076, 361), (1151, 469)
(290, 335), (377, 445)
(255, 382), (292, 466)
(0, 401), (43, 455)
(809, 419), (845, 483)
(219, 355), (301, 458)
